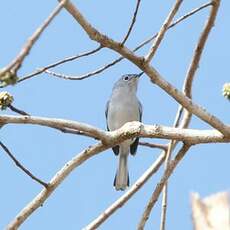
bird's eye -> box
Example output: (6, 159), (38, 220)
(123, 76), (129, 81)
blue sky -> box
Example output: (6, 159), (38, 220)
(0, 0), (229, 229)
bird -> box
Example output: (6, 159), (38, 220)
(105, 72), (143, 191)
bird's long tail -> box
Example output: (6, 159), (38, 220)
(114, 148), (129, 191)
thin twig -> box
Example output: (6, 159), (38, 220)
(0, 141), (48, 188)
(159, 94), (189, 229)
(56, 127), (99, 139)
(0, 0), (67, 78)
(35, 52), (121, 81)
(44, 2), (212, 82)
(8, 104), (30, 116)
(18, 45), (103, 83)
(84, 151), (166, 230)
(16, 2), (211, 83)
(145, 0), (183, 62)
(138, 144), (191, 230)
(134, 1), (212, 52)
(139, 141), (168, 151)
(121, 0), (142, 45)
(159, 140), (175, 230)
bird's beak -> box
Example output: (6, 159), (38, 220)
(136, 71), (144, 78)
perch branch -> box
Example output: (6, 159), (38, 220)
(0, 115), (229, 144)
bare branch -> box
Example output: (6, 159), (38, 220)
(159, 2), (219, 227)
(159, 99), (187, 230)
(160, 181), (168, 230)
(1, 115), (229, 144)
(138, 144), (191, 230)
(134, 2), (212, 54)
(121, 0), (142, 45)
(139, 141), (168, 151)
(85, 151), (166, 230)
(180, 0), (220, 129)
(49, 2), (211, 82)
(56, 127), (99, 139)
(38, 53), (121, 81)
(145, 64), (230, 136)
(0, 141), (48, 188)
(0, 0), (67, 79)
(8, 104), (30, 116)
(184, 1), (220, 98)
(6, 142), (107, 230)
(4, 114), (226, 230)
(159, 141), (174, 230)
(42, 2), (211, 81)
(17, 2), (211, 84)
(18, 45), (103, 83)
(145, 0), (183, 62)
(0, 115), (107, 141)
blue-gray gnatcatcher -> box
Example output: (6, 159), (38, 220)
(105, 73), (143, 191)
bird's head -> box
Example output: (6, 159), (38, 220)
(113, 72), (144, 93)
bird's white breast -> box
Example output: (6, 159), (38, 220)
(107, 91), (140, 131)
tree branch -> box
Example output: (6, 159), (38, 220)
(6, 142), (107, 230)
(0, 141), (48, 188)
(0, 115), (229, 144)
(16, 2), (211, 84)
(121, 0), (142, 45)
(84, 151), (166, 230)
(144, 64), (230, 136)
(145, 0), (183, 62)
(0, 0), (67, 79)
(56, 127), (99, 139)
(160, 1), (220, 228)
(180, 0), (220, 129)
(0, 115), (107, 141)
(138, 144), (191, 229)
(18, 45), (103, 83)
(8, 104), (30, 116)
(139, 141), (168, 151)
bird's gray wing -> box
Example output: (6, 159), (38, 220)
(138, 100), (143, 121)
(105, 100), (119, 155)
(130, 100), (142, 156)
(105, 100), (109, 130)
